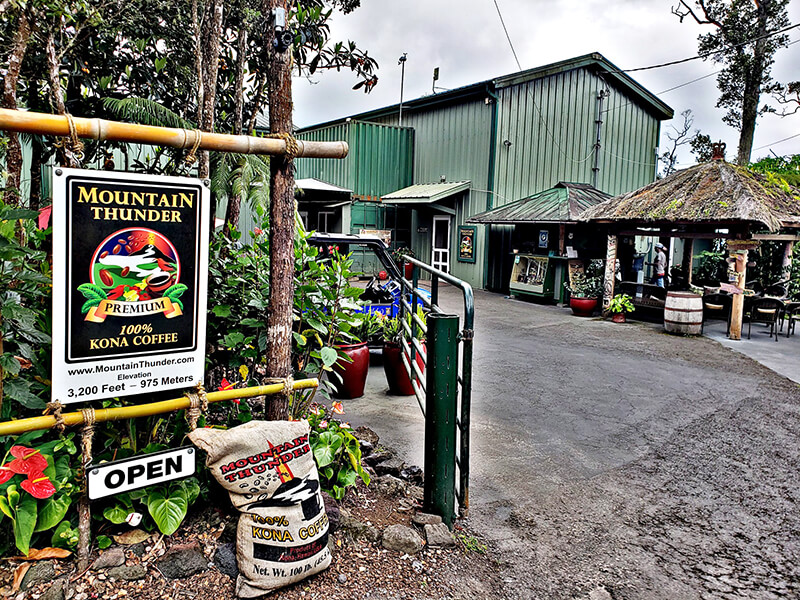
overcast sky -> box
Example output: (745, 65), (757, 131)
(291, 0), (800, 172)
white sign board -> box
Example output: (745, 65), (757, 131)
(51, 168), (209, 404)
(87, 446), (196, 500)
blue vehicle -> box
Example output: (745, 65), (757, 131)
(308, 232), (431, 318)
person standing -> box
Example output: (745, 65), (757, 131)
(653, 242), (667, 288)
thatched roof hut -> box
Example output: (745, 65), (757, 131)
(580, 161), (800, 233)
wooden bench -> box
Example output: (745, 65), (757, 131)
(618, 281), (667, 319)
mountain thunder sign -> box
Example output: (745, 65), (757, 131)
(52, 168), (209, 404)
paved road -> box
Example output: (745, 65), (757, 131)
(346, 286), (800, 600)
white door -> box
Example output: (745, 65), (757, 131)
(431, 216), (451, 273)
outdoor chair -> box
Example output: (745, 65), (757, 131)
(784, 302), (800, 338)
(763, 283), (787, 299)
(702, 293), (732, 335)
(747, 297), (784, 342)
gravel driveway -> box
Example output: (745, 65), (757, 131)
(347, 286), (800, 600)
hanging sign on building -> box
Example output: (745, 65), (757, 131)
(51, 168), (209, 404)
(458, 226), (476, 263)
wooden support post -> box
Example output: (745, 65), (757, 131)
(603, 234), (618, 311)
(77, 415), (95, 571)
(729, 250), (748, 341)
(782, 241), (794, 282)
(559, 224), (566, 256)
(682, 238), (694, 287)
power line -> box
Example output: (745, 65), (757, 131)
(752, 132), (800, 152)
(491, 0), (521, 71)
(603, 22), (799, 74)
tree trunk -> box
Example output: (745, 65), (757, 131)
(197, 0), (224, 179)
(224, 21), (248, 235)
(2, 7), (33, 207)
(265, 0), (295, 421)
(736, 3), (769, 166)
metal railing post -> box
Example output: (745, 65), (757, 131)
(424, 313), (459, 528)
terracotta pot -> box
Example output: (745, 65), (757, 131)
(382, 342), (425, 396)
(332, 342), (370, 399)
(611, 312), (626, 323)
(569, 296), (598, 317)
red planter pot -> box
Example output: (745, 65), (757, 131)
(332, 342), (370, 399)
(382, 342), (425, 396)
(404, 262), (414, 280)
(569, 296), (599, 317)
(611, 312), (626, 323)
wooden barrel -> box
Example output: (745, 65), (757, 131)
(664, 291), (703, 335)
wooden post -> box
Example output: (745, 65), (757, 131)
(682, 238), (694, 287)
(728, 250), (748, 341)
(603, 233), (618, 311)
(265, 0), (295, 421)
(782, 241), (794, 282)
(559, 224), (566, 256)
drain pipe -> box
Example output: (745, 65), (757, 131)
(483, 84), (500, 290)
(591, 89), (608, 188)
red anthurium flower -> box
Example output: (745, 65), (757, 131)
(8, 446), (47, 475)
(20, 474), (56, 499)
(0, 466), (14, 485)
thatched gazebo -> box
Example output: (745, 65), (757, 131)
(580, 155), (800, 339)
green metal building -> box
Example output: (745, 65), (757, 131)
(295, 52), (673, 291)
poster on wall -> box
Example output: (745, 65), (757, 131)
(51, 168), (210, 404)
(458, 226), (476, 263)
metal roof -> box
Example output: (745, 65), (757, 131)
(295, 178), (352, 194)
(297, 52), (673, 132)
(467, 182), (610, 224)
(382, 181), (471, 204)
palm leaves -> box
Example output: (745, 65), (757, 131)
(102, 98), (194, 129)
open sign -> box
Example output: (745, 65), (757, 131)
(87, 446), (196, 500)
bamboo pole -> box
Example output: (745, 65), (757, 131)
(0, 379), (318, 436)
(0, 109), (348, 159)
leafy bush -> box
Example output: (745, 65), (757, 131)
(306, 403), (370, 500)
(608, 294), (635, 314)
(693, 249), (728, 287)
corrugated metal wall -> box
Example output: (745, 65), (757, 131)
(370, 97), (494, 287)
(493, 66), (659, 204)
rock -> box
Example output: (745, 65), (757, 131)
(129, 543), (146, 557)
(382, 524), (424, 555)
(588, 586), (613, 600)
(359, 440), (374, 457)
(374, 457), (405, 477)
(424, 523), (456, 548)
(412, 560), (424, 574)
(21, 561), (56, 591)
(40, 577), (68, 600)
(213, 543), (238, 579)
(339, 508), (381, 543)
(374, 474), (406, 496)
(157, 543), (208, 579)
(407, 485), (424, 502)
(323, 492), (341, 533)
(412, 512), (442, 527)
(338, 573), (348, 584)
(353, 425), (379, 446)
(112, 529), (150, 545)
(107, 564), (147, 581)
(399, 465), (423, 484)
(363, 449), (393, 467)
(92, 546), (126, 570)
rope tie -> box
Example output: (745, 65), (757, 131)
(53, 114), (85, 167)
(78, 408), (96, 492)
(266, 132), (299, 161)
(184, 129), (203, 165)
(45, 401), (67, 434)
(185, 382), (208, 430)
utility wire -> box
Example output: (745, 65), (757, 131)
(603, 22), (799, 74)
(752, 132), (800, 152)
(491, 0), (522, 71)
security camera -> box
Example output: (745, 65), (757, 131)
(272, 7), (293, 53)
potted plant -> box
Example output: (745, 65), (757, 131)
(607, 293), (635, 323)
(392, 246), (415, 280)
(564, 272), (603, 317)
(332, 311), (383, 399)
(379, 311), (424, 395)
